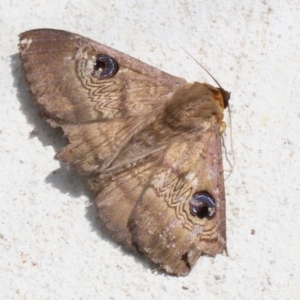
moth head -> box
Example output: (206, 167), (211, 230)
(203, 83), (230, 110)
(219, 88), (230, 109)
(200, 68), (230, 109)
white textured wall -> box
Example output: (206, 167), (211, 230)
(1, 1), (300, 299)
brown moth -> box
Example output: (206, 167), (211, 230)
(19, 29), (230, 276)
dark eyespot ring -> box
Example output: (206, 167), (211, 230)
(189, 192), (216, 219)
(93, 54), (119, 79)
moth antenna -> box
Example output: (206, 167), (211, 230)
(223, 104), (235, 180)
(180, 47), (224, 89)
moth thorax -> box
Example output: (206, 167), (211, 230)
(163, 82), (224, 130)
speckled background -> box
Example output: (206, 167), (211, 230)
(1, 1), (299, 299)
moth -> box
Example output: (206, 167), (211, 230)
(19, 29), (230, 276)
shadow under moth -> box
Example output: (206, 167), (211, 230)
(19, 29), (230, 276)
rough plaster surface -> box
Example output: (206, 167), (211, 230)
(1, 1), (300, 299)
